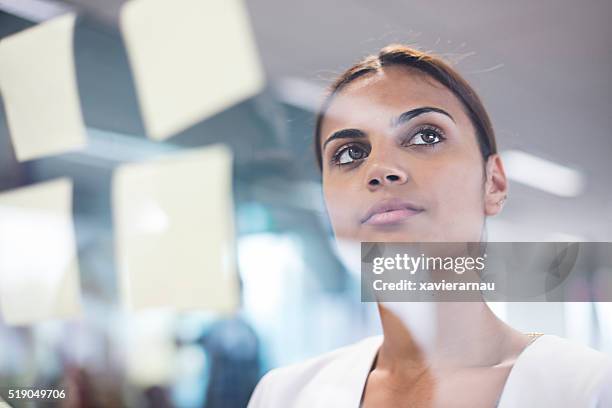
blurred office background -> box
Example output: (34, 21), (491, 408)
(0, 0), (611, 406)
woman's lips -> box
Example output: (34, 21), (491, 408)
(361, 199), (424, 226)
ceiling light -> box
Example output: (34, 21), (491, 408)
(501, 149), (585, 197)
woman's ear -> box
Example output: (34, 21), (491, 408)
(484, 154), (508, 216)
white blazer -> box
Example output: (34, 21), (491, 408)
(248, 335), (612, 407)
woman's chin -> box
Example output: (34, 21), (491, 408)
(358, 226), (428, 243)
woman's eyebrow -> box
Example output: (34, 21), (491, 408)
(390, 106), (455, 127)
(322, 128), (366, 150)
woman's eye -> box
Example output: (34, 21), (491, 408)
(334, 145), (369, 165)
(408, 127), (445, 146)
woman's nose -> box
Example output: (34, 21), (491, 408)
(365, 162), (409, 190)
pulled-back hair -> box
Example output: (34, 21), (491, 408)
(314, 44), (497, 169)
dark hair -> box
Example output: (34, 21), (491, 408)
(314, 44), (497, 169)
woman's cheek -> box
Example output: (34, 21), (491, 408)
(436, 163), (485, 240)
(414, 153), (476, 218)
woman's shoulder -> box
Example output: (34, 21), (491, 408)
(499, 334), (612, 407)
(247, 335), (382, 408)
(525, 334), (610, 377)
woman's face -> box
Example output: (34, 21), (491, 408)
(320, 66), (506, 242)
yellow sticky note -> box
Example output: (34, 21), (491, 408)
(0, 178), (82, 325)
(123, 311), (176, 387)
(120, 0), (265, 140)
(0, 14), (86, 162)
(113, 145), (239, 312)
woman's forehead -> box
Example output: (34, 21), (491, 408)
(321, 67), (469, 136)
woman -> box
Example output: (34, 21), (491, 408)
(248, 45), (611, 407)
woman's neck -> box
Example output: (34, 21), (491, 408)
(375, 302), (528, 373)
